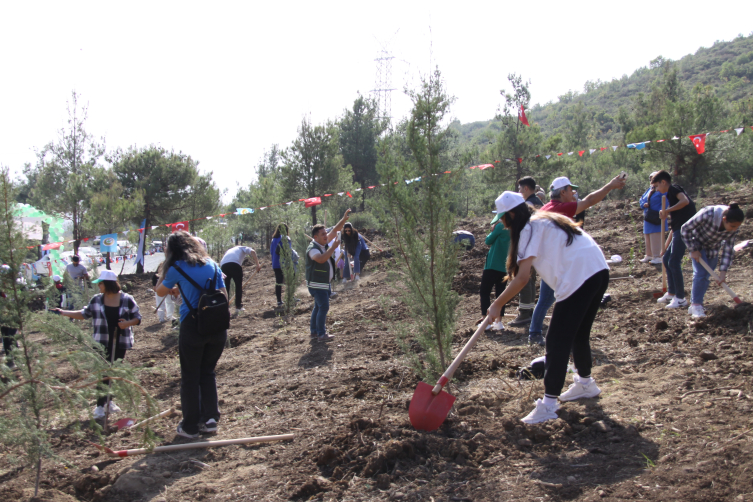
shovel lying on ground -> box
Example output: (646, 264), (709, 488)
(109, 408), (176, 431)
(90, 433), (295, 458)
(410, 316), (491, 432)
(652, 196), (669, 298)
(697, 257), (743, 305)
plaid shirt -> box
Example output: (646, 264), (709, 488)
(681, 205), (739, 272)
(80, 293), (141, 349)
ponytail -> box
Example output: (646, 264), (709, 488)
(724, 202), (745, 223)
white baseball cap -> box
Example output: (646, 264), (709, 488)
(52, 275), (62, 282)
(550, 176), (579, 191)
(92, 270), (118, 283)
(492, 191), (526, 218)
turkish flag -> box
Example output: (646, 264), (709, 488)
(518, 105), (530, 126)
(689, 134), (706, 154)
(171, 221), (189, 233)
(304, 197), (321, 208)
(41, 242), (62, 251)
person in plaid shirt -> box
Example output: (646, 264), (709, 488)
(53, 269), (142, 418)
(681, 203), (745, 318)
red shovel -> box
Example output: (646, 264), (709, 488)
(409, 316), (491, 431)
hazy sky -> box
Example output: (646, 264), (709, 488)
(1, 1), (751, 201)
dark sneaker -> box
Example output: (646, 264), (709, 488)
(508, 311), (533, 327)
(528, 334), (545, 346)
(199, 418), (218, 433)
(176, 422), (199, 438)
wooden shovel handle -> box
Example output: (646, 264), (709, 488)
(696, 257), (742, 304)
(661, 196), (667, 291)
(431, 316), (491, 395)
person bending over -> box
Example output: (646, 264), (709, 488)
(220, 245), (260, 315)
(487, 191), (609, 424)
(341, 222), (370, 282)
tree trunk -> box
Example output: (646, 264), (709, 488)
(311, 205), (317, 226)
(106, 252), (111, 270)
(361, 182), (366, 212)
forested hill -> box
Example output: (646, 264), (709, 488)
(451, 33), (753, 147)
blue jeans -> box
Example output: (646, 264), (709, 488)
(691, 250), (719, 305)
(529, 280), (555, 337)
(308, 287), (330, 336)
(663, 230), (687, 299)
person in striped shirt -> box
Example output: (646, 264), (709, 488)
(681, 203), (745, 318)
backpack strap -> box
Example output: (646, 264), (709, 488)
(172, 263), (203, 313)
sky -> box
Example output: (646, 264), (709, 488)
(1, 1), (751, 202)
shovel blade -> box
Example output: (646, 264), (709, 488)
(113, 418), (137, 430)
(409, 382), (456, 432)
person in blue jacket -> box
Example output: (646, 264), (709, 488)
(638, 172), (668, 265)
(270, 224), (294, 306)
(341, 223), (370, 282)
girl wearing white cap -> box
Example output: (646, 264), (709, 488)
(53, 270), (142, 419)
(486, 191), (609, 424)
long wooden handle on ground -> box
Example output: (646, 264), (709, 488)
(360, 235), (385, 253)
(696, 257), (743, 304)
(92, 433), (295, 458)
(431, 316), (491, 395)
(661, 196), (667, 292)
(130, 408), (176, 430)
(228, 268), (259, 303)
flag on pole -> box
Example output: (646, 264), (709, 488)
(136, 219), (146, 267)
(689, 134), (706, 154)
(100, 234), (118, 253)
(518, 105), (530, 126)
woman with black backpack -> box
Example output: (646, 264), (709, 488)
(638, 172), (668, 265)
(155, 231), (229, 438)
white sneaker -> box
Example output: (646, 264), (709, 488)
(666, 297), (688, 309)
(477, 322), (492, 331)
(639, 255), (652, 263)
(559, 375), (601, 401)
(688, 305), (706, 318)
(105, 401), (121, 413)
(521, 399), (559, 424)
(93, 406), (106, 419)
(656, 292), (675, 304)
(649, 258), (663, 265)
(491, 320), (505, 331)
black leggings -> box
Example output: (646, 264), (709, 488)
(544, 269), (609, 398)
(273, 268), (284, 303)
(2, 327), (18, 360)
(480, 269), (507, 317)
(96, 337), (127, 407)
(221, 262), (243, 309)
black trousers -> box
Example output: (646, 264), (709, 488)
(2, 327), (18, 361)
(96, 334), (127, 407)
(273, 267), (284, 303)
(480, 269), (507, 317)
(544, 269), (609, 398)
(221, 262), (243, 309)
(179, 319), (227, 434)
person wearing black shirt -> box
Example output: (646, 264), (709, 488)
(510, 177), (543, 327)
(652, 170), (694, 309)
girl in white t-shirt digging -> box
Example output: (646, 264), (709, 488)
(487, 191), (610, 424)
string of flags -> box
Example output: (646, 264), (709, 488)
(33, 125), (752, 250)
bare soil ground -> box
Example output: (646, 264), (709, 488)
(2, 185), (753, 501)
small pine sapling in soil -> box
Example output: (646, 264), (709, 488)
(375, 68), (461, 382)
(0, 168), (156, 497)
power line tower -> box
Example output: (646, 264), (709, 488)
(372, 49), (396, 122)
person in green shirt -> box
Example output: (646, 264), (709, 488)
(479, 212), (511, 331)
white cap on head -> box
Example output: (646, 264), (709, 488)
(92, 270), (118, 283)
(550, 176), (579, 191)
(492, 191), (526, 215)
(53, 275), (61, 282)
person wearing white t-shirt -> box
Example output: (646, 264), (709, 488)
(220, 246), (261, 314)
(486, 191), (609, 425)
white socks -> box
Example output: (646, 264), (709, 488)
(543, 396), (558, 407)
(579, 376), (593, 385)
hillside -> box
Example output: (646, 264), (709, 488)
(451, 33), (753, 147)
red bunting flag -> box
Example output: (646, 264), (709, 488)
(171, 221), (189, 233)
(600, 147), (607, 151)
(689, 134), (706, 155)
(578, 150), (585, 157)
(41, 242), (62, 251)
(517, 158), (522, 164)
(518, 105), (530, 126)
(304, 197), (322, 208)
(478, 164), (493, 170)
(346, 192), (353, 198)
(557, 153), (564, 156)
(368, 185), (376, 189)
(444, 170), (451, 174)
(324, 194), (332, 197)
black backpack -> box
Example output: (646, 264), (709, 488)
(172, 263), (230, 336)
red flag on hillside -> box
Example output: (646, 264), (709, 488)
(689, 134), (707, 155)
(518, 105), (530, 126)
(171, 221), (189, 233)
(304, 197), (321, 208)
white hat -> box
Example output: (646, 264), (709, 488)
(550, 176), (579, 191)
(52, 275), (61, 282)
(92, 270), (118, 283)
(492, 191), (526, 216)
